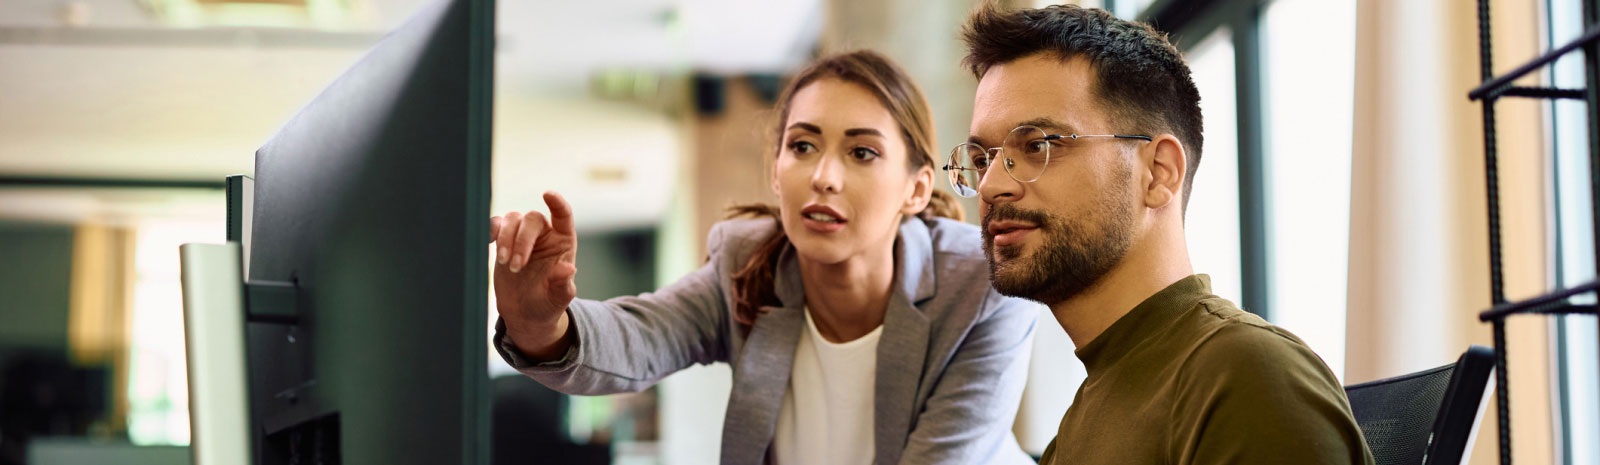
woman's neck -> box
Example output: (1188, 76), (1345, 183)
(797, 238), (896, 344)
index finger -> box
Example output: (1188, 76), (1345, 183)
(543, 191), (576, 235)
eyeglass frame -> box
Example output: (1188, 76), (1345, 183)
(941, 126), (1153, 197)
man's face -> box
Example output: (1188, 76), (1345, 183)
(970, 53), (1142, 305)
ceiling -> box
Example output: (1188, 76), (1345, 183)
(0, 0), (821, 232)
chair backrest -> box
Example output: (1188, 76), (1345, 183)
(489, 375), (611, 465)
(1344, 345), (1495, 465)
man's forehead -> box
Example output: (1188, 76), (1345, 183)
(970, 56), (1102, 141)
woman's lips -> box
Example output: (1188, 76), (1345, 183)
(800, 204), (847, 233)
(802, 215), (847, 233)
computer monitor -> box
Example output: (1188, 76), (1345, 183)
(188, 0), (494, 463)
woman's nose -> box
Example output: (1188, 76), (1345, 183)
(811, 154), (843, 194)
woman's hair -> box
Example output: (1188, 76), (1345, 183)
(728, 50), (965, 327)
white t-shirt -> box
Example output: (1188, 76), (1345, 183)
(773, 307), (884, 465)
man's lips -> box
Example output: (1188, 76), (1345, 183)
(987, 220), (1038, 248)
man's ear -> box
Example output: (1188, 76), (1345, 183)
(1143, 134), (1186, 210)
(901, 165), (936, 215)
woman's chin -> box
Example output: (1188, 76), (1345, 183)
(790, 238), (854, 266)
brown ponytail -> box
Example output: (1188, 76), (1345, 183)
(919, 189), (966, 222)
(726, 204), (788, 327)
(727, 50), (958, 328)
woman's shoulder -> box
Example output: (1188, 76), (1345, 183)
(705, 217), (783, 261)
(921, 216), (985, 262)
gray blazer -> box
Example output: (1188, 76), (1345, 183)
(494, 216), (1038, 465)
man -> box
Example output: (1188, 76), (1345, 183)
(954, 4), (1374, 464)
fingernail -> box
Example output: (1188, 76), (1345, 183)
(509, 259), (521, 273)
(497, 247), (508, 264)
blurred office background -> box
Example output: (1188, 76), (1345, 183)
(0, 0), (1593, 464)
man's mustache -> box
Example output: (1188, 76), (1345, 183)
(982, 204), (1053, 236)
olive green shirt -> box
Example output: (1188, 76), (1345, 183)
(1038, 275), (1374, 464)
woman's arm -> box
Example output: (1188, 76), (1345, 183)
(495, 254), (731, 395)
(898, 290), (1039, 465)
(492, 208), (739, 395)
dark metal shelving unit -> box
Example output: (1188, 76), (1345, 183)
(1470, 0), (1600, 464)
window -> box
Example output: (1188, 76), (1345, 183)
(127, 218), (223, 445)
(1110, 0), (1157, 19)
(1185, 28), (1245, 306)
(1544, 0), (1600, 462)
(1150, 0), (1357, 377)
(1260, 0), (1356, 380)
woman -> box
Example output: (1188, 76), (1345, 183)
(489, 50), (1036, 465)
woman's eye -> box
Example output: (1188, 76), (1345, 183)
(788, 141), (817, 154)
(850, 147), (880, 161)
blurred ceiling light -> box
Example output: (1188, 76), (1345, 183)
(586, 165), (629, 184)
(593, 69), (662, 100)
(589, 69), (690, 115)
(59, 1), (93, 27)
(139, 0), (370, 29)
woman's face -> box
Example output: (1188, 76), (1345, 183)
(773, 77), (932, 266)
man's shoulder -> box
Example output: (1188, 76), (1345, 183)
(1167, 298), (1371, 464)
(1180, 299), (1334, 384)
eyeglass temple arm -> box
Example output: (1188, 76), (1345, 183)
(1047, 134), (1154, 141)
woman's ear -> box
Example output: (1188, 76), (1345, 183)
(1143, 134), (1186, 210)
(901, 165), (936, 215)
(770, 150), (783, 197)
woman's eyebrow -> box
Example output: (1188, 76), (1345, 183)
(844, 128), (884, 138)
(787, 122), (823, 134)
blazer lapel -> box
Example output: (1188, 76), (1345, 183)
(873, 218), (937, 465)
(720, 219), (939, 465)
(720, 246), (807, 465)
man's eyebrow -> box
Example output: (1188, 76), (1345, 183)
(1015, 117), (1077, 134)
(968, 117), (1080, 145)
(787, 122), (822, 134)
(844, 128), (884, 138)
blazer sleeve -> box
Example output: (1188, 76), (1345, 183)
(897, 290), (1039, 465)
(492, 223), (736, 395)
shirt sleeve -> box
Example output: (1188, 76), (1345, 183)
(1170, 318), (1374, 465)
(493, 315), (576, 368)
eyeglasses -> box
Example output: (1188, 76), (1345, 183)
(942, 125), (1152, 198)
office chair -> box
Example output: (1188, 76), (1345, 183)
(490, 374), (610, 465)
(1343, 345), (1495, 465)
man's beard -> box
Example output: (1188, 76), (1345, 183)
(983, 197), (1135, 305)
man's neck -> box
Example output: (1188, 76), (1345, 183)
(1049, 224), (1193, 349)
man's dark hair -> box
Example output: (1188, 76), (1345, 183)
(962, 3), (1204, 213)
